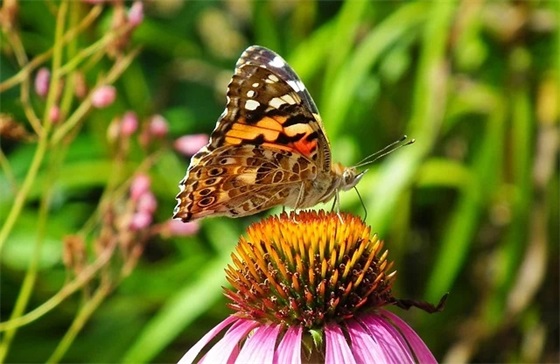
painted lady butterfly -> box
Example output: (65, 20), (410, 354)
(174, 45), (365, 222)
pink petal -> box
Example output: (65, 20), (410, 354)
(346, 318), (389, 363)
(128, 1), (144, 27)
(380, 310), (437, 364)
(360, 314), (414, 364)
(35, 67), (50, 97)
(120, 111), (138, 136)
(275, 325), (302, 364)
(49, 105), (61, 123)
(174, 134), (209, 156)
(178, 316), (239, 364)
(236, 324), (281, 363)
(166, 219), (200, 236)
(148, 114), (169, 137)
(91, 85), (116, 108)
(130, 174), (151, 201)
(200, 318), (258, 364)
(137, 191), (157, 214)
(129, 211), (152, 230)
(325, 323), (357, 364)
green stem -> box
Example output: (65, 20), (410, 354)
(0, 4), (102, 94)
(0, 238), (116, 332)
(0, 2), (68, 361)
(51, 47), (140, 145)
(47, 280), (113, 364)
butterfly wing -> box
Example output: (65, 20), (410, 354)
(174, 45), (331, 222)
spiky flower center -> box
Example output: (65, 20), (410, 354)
(224, 211), (396, 328)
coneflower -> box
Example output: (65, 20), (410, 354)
(180, 211), (445, 364)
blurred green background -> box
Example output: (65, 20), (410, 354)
(0, 1), (558, 363)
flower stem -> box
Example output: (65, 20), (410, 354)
(47, 280), (113, 364)
(0, 1), (69, 359)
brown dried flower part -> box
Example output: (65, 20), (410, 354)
(0, 114), (35, 143)
(0, 0), (19, 32)
(224, 211), (397, 328)
(63, 235), (87, 276)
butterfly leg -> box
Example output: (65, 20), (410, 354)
(332, 190), (344, 224)
(290, 183), (307, 223)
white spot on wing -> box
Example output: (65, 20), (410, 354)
(269, 97), (286, 109)
(246, 90), (255, 97)
(252, 82), (260, 88)
(287, 79), (305, 92)
(269, 95), (297, 109)
(245, 99), (260, 110)
(267, 74), (279, 82)
(269, 55), (285, 68)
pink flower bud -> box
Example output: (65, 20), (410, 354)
(120, 111), (138, 136)
(35, 67), (50, 98)
(130, 174), (151, 201)
(49, 105), (61, 123)
(137, 191), (157, 214)
(148, 114), (169, 138)
(91, 85), (116, 108)
(166, 219), (200, 237)
(174, 134), (209, 156)
(128, 1), (144, 27)
(130, 211), (152, 230)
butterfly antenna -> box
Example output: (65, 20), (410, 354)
(354, 186), (367, 221)
(354, 135), (415, 169)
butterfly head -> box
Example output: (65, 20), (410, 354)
(332, 163), (365, 191)
(342, 167), (367, 191)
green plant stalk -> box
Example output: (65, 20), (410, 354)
(0, 149), (16, 193)
(367, 1), (455, 233)
(2, 13), (42, 133)
(51, 47), (140, 145)
(484, 68), (533, 328)
(0, 238), (116, 332)
(0, 2), (68, 361)
(47, 280), (113, 364)
(426, 88), (506, 301)
(322, 0), (369, 91)
(0, 4), (102, 93)
(324, 1), (430, 135)
(58, 23), (133, 77)
(59, 1), (80, 115)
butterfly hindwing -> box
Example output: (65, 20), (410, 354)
(175, 145), (318, 221)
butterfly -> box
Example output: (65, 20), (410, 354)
(174, 45), (367, 222)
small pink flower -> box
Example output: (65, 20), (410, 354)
(148, 114), (169, 138)
(91, 85), (116, 108)
(35, 67), (50, 98)
(137, 191), (157, 214)
(174, 134), (209, 156)
(130, 211), (152, 230)
(49, 105), (61, 123)
(165, 219), (199, 237)
(128, 1), (144, 27)
(120, 111), (138, 136)
(130, 174), (151, 201)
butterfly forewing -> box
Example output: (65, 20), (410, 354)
(174, 45), (342, 222)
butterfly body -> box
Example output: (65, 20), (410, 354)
(174, 46), (363, 222)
